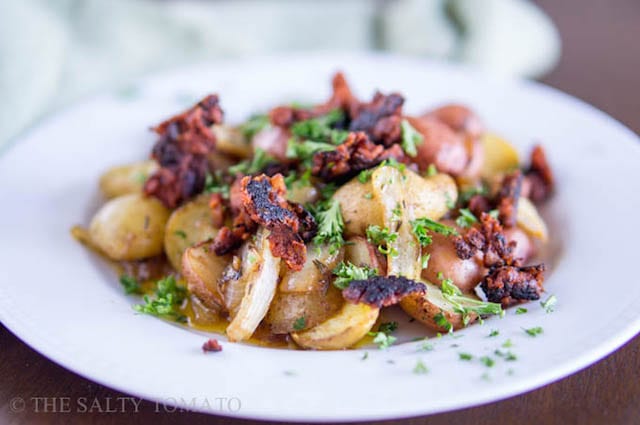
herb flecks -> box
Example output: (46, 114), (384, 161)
(134, 275), (187, 322)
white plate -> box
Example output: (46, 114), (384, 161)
(1, 53), (639, 422)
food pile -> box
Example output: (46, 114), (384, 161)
(75, 73), (554, 350)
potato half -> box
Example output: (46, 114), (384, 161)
(291, 302), (379, 350)
(89, 193), (170, 261)
(182, 241), (231, 311)
(164, 194), (219, 271)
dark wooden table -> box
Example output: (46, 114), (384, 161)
(2, 1), (639, 424)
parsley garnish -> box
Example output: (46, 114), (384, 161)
(480, 356), (495, 367)
(515, 307), (528, 314)
(290, 109), (347, 145)
(239, 114), (270, 140)
(378, 321), (399, 333)
(438, 274), (503, 323)
(456, 208), (478, 228)
(369, 331), (397, 349)
(541, 295), (557, 313)
(119, 275), (142, 295)
(502, 339), (513, 348)
(293, 316), (306, 331)
(488, 329), (500, 337)
(413, 359), (429, 375)
(411, 217), (459, 247)
(459, 352), (473, 361)
(434, 312), (453, 333)
(426, 164), (437, 177)
(459, 185), (488, 204)
(312, 198), (345, 254)
(361, 351), (369, 361)
(419, 341), (434, 352)
(358, 168), (374, 183)
(495, 350), (518, 361)
(524, 326), (543, 337)
(134, 275), (187, 322)
(228, 148), (274, 175)
(366, 225), (399, 257)
(400, 119), (423, 157)
(332, 261), (378, 290)
(204, 171), (230, 198)
(174, 230), (187, 239)
(286, 139), (335, 163)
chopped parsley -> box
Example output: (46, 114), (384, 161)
(332, 261), (378, 290)
(366, 225), (399, 257)
(459, 352), (473, 361)
(363, 192), (374, 200)
(204, 171), (230, 198)
(495, 350), (518, 361)
(286, 139), (335, 164)
(524, 326), (544, 337)
(488, 329), (500, 337)
(410, 217), (458, 247)
(541, 295), (557, 313)
(312, 198), (345, 254)
(515, 307), (528, 314)
(290, 109), (348, 145)
(228, 148), (274, 175)
(502, 339), (513, 348)
(480, 356), (495, 367)
(293, 316), (306, 331)
(358, 168), (374, 183)
(369, 331), (397, 349)
(361, 351), (369, 361)
(400, 119), (423, 157)
(438, 274), (503, 324)
(419, 341), (434, 352)
(378, 321), (399, 334)
(426, 164), (438, 177)
(413, 359), (429, 375)
(391, 202), (403, 221)
(134, 172), (148, 185)
(239, 114), (270, 140)
(456, 208), (478, 228)
(134, 275), (187, 322)
(174, 230), (187, 239)
(119, 275), (142, 295)
(434, 312), (453, 333)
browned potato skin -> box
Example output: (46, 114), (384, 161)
(332, 179), (383, 236)
(400, 283), (477, 332)
(408, 116), (468, 176)
(505, 226), (535, 263)
(182, 240), (231, 311)
(421, 221), (485, 294)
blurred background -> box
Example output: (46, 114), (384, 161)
(0, 0), (638, 151)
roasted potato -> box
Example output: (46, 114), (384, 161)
(265, 245), (343, 333)
(291, 302), (379, 350)
(164, 194), (219, 271)
(211, 124), (252, 158)
(344, 236), (386, 273)
(88, 193), (170, 261)
(517, 196), (548, 242)
(480, 133), (520, 178)
(408, 116), (468, 176)
(400, 282), (477, 332)
(99, 160), (158, 199)
(334, 165), (457, 237)
(182, 240), (231, 311)
(226, 229), (282, 342)
(423, 104), (484, 139)
(421, 221), (485, 294)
